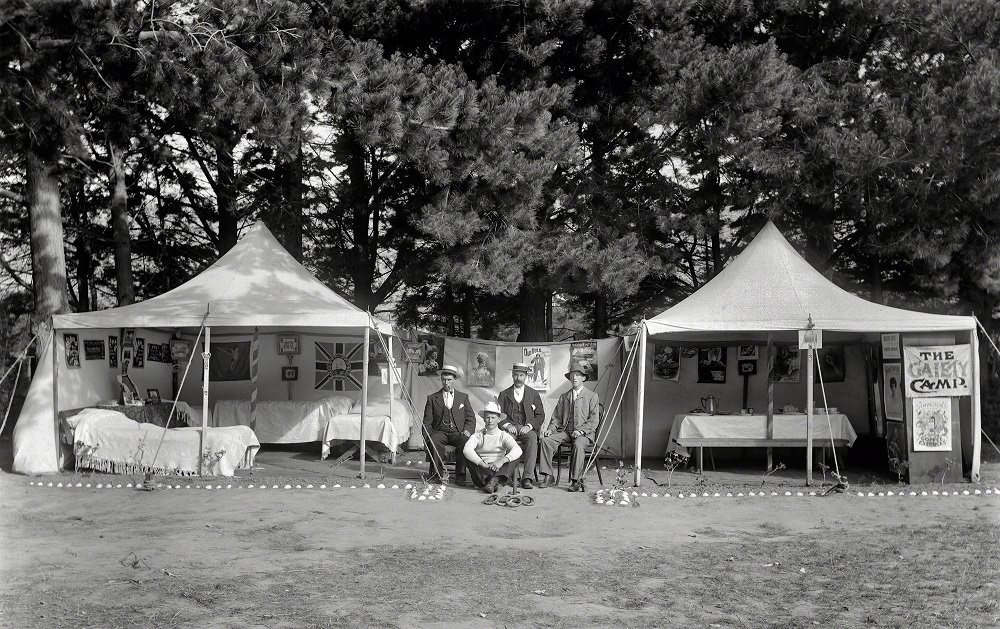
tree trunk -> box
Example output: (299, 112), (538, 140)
(462, 287), (474, 338)
(445, 283), (456, 336)
(214, 130), (239, 254)
(345, 134), (374, 309)
(110, 142), (135, 305)
(71, 178), (91, 312)
(707, 158), (723, 277)
(593, 292), (608, 339)
(26, 149), (69, 325)
(517, 270), (548, 342)
(276, 143), (304, 261)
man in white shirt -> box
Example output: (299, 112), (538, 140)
(464, 400), (523, 493)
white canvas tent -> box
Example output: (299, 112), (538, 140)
(13, 222), (393, 475)
(634, 221), (981, 483)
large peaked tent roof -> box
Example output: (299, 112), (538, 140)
(645, 221), (974, 341)
(52, 222), (391, 334)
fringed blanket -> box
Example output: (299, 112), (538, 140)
(71, 409), (260, 477)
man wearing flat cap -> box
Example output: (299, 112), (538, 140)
(537, 362), (600, 492)
(423, 364), (477, 485)
(496, 362), (545, 488)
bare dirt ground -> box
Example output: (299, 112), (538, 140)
(2, 448), (999, 628)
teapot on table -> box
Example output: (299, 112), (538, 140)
(700, 395), (719, 414)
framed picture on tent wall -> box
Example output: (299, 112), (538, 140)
(883, 363), (904, 421)
(652, 343), (680, 381)
(169, 338), (191, 363)
(404, 341), (423, 363)
(83, 339), (105, 361)
(522, 346), (550, 391)
(881, 333), (901, 360)
(64, 333), (81, 368)
(814, 346), (846, 383)
(277, 334), (301, 355)
(133, 338), (145, 368)
(738, 345), (758, 360)
(417, 334), (444, 376)
(697, 347), (727, 383)
(108, 336), (118, 368)
(773, 345), (800, 383)
(467, 344), (496, 388)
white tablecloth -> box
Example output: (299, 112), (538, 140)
(320, 414), (400, 459)
(212, 399), (332, 444)
(666, 412), (858, 456)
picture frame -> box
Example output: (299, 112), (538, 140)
(169, 338), (191, 363)
(881, 333), (901, 360)
(737, 345), (758, 360)
(277, 334), (301, 355)
(738, 360), (757, 376)
(697, 347), (727, 384)
(118, 374), (141, 406)
(64, 333), (81, 368)
(83, 339), (106, 361)
(147, 388), (161, 402)
(108, 336), (119, 369)
(281, 366), (299, 381)
(883, 363), (904, 421)
(773, 345), (800, 383)
(133, 338), (145, 368)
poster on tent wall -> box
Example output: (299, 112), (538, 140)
(83, 339), (105, 361)
(404, 341), (424, 363)
(883, 363), (904, 421)
(147, 342), (162, 363)
(814, 346), (846, 383)
(902, 345), (971, 397)
(912, 397), (952, 451)
(417, 334), (445, 376)
(881, 333), (901, 360)
(367, 342), (387, 375)
(570, 341), (599, 381)
(697, 347), (727, 383)
(652, 343), (680, 381)
(108, 336), (118, 368)
(773, 345), (800, 383)
(466, 344), (496, 388)
(523, 346), (550, 391)
(64, 333), (81, 368)
(133, 338), (145, 369)
(315, 341), (365, 391)
(209, 341), (251, 381)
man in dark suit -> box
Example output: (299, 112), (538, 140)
(538, 362), (600, 492)
(497, 362), (545, 488)
(423, 364), (477, 485)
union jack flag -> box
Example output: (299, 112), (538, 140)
(314, 342), (364, 391)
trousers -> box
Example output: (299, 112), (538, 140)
(539, 431), (590, 482)
(426, 431), (468, 479)
(468, 460), (517, 488)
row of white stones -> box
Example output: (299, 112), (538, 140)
(27, 481), (441, 491)
(26, 481), (1000, 497)
(601, 488), (999, 498)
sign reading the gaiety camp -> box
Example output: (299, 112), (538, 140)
(902, 345), (971, 397)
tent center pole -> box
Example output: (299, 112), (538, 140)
(359, 324), (370, 478)
(633, 322), (648, 487)
(806, 346), (814, 486)
(766, 334), (774, 471)
(200, 325), (211, 477)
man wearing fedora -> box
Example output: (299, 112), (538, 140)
(537, 362), (600, 492)
(497, 362), (545, 488)
(463, 400), (523, 493)
(423, 364), (477, 485)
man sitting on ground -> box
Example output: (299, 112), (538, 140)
(463, 400), (523, 493)
(497, 362), (544, 488)
(537, 362), (600, 492)
(423, 364), (476, 485)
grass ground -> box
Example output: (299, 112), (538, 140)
(2, 444), (999, 628)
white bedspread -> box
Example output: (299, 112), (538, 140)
(71, 408), (259, 477)
(320, 414), (400, 459)
(212, 399), (336, 444)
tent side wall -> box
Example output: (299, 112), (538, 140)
(635, 342), (871, 459)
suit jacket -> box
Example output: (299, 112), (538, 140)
(423, 389), (477, 434)
(548, 386), (600, 439)
(497, 385), (545, 432)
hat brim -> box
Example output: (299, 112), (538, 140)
(438, 369), (459, 378)
(482, 411), (507, 422)
(564, 370), (588, 381)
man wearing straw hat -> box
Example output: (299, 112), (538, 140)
(463, 399), (523, 493)
(423, 364), (477, 485)
(537, 361), (600, 492)
(497, 362), (544, 488)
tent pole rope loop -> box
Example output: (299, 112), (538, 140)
(0, 331), (42, 388)
(366, 318), (449, 479)
(0, 332), (47, 437)
(147, 315), (209, 475)
(582, 331), (642, 478)
(812, 347), (842, 478)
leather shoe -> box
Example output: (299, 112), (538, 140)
(537, 475), (555, 489)
(521, 478), (535, 490)
(485, 477), (499, 494)
(568, 480), (583, 492)
(453, 475), (466, 487)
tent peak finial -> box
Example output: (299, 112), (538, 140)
(807, 313), (814, 329)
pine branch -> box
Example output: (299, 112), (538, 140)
(0, 188), (24, 205)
